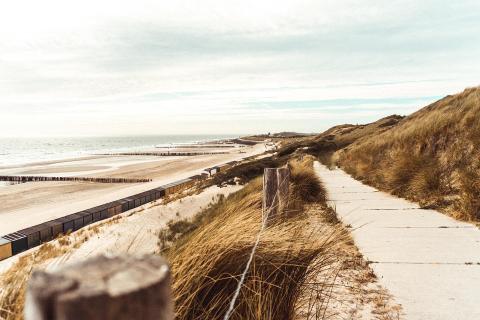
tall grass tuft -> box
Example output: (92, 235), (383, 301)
(166, 159), (339, 320)
(0, 242), (67, 320)
(290, 157), (327, 204)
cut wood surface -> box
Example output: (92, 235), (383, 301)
(25, 255), (173, 320)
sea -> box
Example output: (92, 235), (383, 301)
(0, 135), (239, 168)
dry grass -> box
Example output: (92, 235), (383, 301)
(0, 153), (399, 319)
(289, 156), (327, 204)
(0, 238), (71, 320)
(212, 157), (287, 185)
(0, 205), (149, 320)
(165, 159), (343, 320)
(334, 87), (480, 220)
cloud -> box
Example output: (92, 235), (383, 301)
(0, 0), (479, 136)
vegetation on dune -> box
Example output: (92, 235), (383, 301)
(0, 231), (84, 320)
(332, 87), (480, 220)
(0, 214), (134, 320)
(289, 157), (327, 204)
(213, 157), (284, 184)
(266, 115), (403, 169)
(162, 157), (347, 320)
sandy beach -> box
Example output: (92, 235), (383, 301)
(0, 142), (266, 236)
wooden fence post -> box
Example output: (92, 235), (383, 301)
(263, 167), (290, 227)
(277, 167), (290, 216)
(25, 255), (173, 320)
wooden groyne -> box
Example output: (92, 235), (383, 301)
(0, 176), (152, 184)
(156, 145), (235, 149)
(99, 152), (229, 157)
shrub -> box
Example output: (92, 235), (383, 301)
(289, 158), (327, 203)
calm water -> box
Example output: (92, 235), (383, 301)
(0, 135), (238, 167)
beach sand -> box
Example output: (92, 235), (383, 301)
(0, 143), (266, 235)
(0, 183), (242, 274)
(44, 184), (243, 272)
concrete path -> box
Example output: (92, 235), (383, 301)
(314, 162), (480, 320)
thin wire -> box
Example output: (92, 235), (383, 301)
(222, 215), (266, 320)
(223, 169), (288, 320)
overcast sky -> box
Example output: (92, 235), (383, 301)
(0, 0), (479, 137)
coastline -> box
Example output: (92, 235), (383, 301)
(0, 134), (240, 168)
(0, 141), (266, 236)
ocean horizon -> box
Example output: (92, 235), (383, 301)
(0, 134), (241, 167)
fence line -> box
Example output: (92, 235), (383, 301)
(223, 167), (289, 320)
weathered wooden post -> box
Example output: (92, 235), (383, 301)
(277, 167), (290, 215)
(263, 168), (278, 226)
(25, 255), (173, 320)
(263, 167), (290, 227)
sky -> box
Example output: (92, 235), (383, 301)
(0, 0), (479, 137)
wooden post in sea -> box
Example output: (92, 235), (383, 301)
(24, 255), (173, 320)
(263, 167), (290, 227)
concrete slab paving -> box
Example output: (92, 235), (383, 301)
(371, 263), (480, 320)
(315, 162), (480, 320)
(338, 208), (472, 228)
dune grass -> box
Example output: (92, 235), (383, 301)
(164, 157), (344, 320)
(335, 87), (480, 220)
(1, 155), (366, 320)
(0, 212), (138, 320)
(0, 237), (73, 320)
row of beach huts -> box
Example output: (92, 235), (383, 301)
(0, 159), (242, 261)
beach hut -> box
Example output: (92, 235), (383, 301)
(90, 207), (103, 223)
(3, 232), (28, 255)
(73, 214), (85, 231)
(18, 226), (41, 249)
(80, 211), (93, 227)
(100, 206), (109, 220)
(57, 214), (76, 234)
(107, 203), (117, 217)
(150, 190), (158, 200)
(120, 199), (130, 212)
(162, 183), (172, 196)
(49, 220), (64, 239)
(114, 202), (123, 214)
(126, 198), (136, 210)
(155, 187), (166, 199)
(37, 222), (54, 242)
(0, 237), (12, 261)
(134, 196), (142, 208)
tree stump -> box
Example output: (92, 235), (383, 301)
(25, 255), (173, 320)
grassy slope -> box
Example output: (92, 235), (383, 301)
(271, 114), (403, 167)
(163, 157), (343, 319)
(333, 87), (480, 220)
(162, 156), (402, 319)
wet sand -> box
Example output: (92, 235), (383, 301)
(0, 143), (266, 235)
